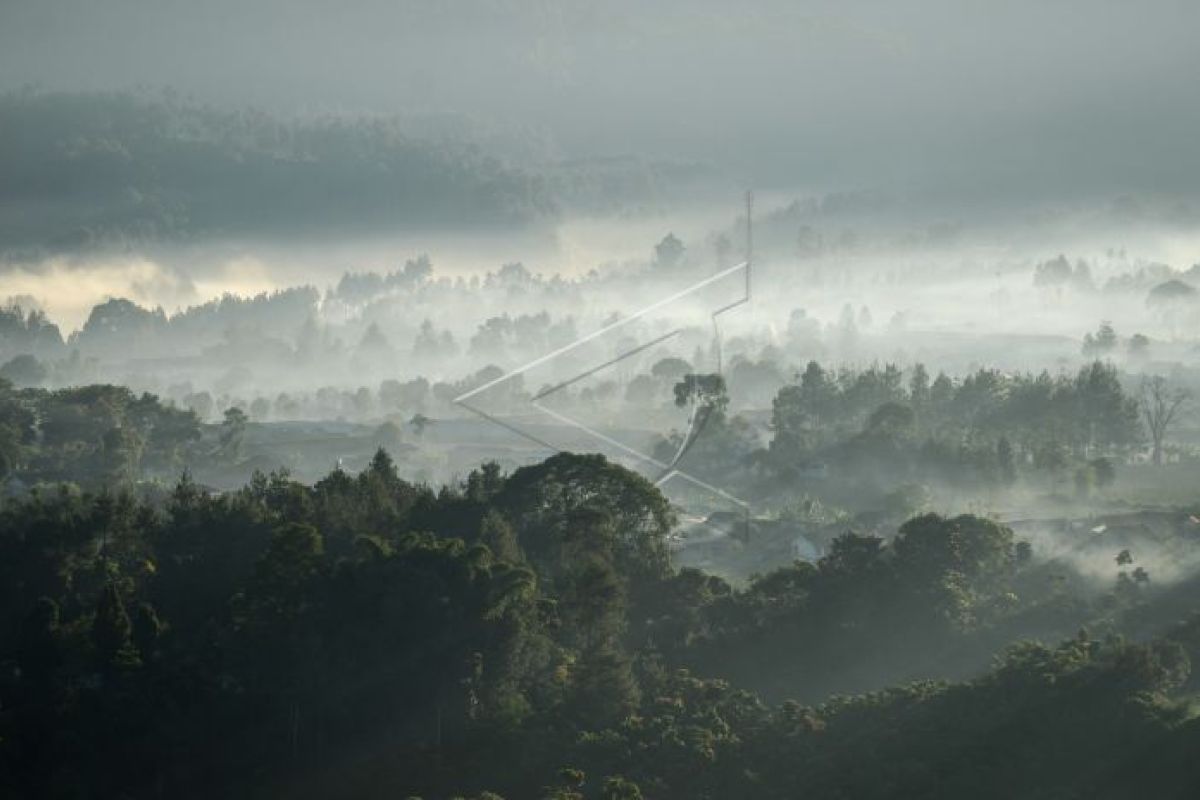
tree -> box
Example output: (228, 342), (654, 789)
(132, 602), (164, 661)
(92, 581), (140, 672)
(864, 402), (914, 436)
(892, 514), (1017, 630)
(0, 381), (31, 478)
(1033, 255), (1072, 288)
(1073, 465), (1095, 497)
(1034, 440), (1069, 490)
(568, 639), (640, 727)
(1081, 321), (1118, 357)
(219, 406), (248, 461)
(544, 769), (586, 800)
(771, 361), (836, 452)
(0, 354), (47, 386)
(883, 483), (932, 519)
(910, 363), (931, 415)
(101, 424), (144, 484)
(562, 549), (625, 652)
(602, 776), (643, 800)
(1090, 456), (1116, 489)
(1140, 376), (1190, 465)
(893, 514), (1015, 585)
(673, 373), (728, 417)
(1146, 279), (1197, 307)
(1073, 361), (1140, 454)
(399, 254), (433, 286)
(497, 453), (674, 582)
(409, 413), (432, 437)
(373, 420), (405, 449)
(356, 322), (394, 365)
(1128, 333), (1151, 359)
(480, 509), (521, 563)
(651, 357), (691, 381)
(997, 436), (1017, 485)
(413, 319), (457, 360)
(654, 233), (685, 268)
(252, 523), (325, 607)
(366, 447), (400, 486)
(930, 371), (954, 411)
(624, 374), (657, 406)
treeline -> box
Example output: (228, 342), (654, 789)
(0, 306), (63, 361)
(0, 260), (592, 398)
(3, 451), (1200, 797)
(0, 288), (319, 370)
(1035, 252), (1200, 297)
(767, 359), (1142, 498)
(0, 90), (557, 254)
(0, 381), (206, 485)
(0, 91), (716, 257)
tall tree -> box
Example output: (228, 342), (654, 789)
(1140, 376), (1190, 465)
(219, 406), (248, 462)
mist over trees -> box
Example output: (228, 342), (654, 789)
(0, 91), (555, 254)
(0, 91), (725, 258)
(5, 2), (1200, 797)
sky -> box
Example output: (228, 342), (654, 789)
(2, 0), (1199, 196)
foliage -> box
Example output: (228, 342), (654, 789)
(767, 359), (1142, 499)
(0, 90), (557, 256)
(3, 453), (1200, 798)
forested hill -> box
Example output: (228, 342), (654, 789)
(4, 450), (1200, 798)
(0, 92), (712, 256)
(0, 91), (558, 254)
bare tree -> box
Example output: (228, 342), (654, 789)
(1140, 376), (1190, 465)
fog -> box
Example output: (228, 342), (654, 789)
(5, 1), (1200, 324)
(9, 4), (1200, 797)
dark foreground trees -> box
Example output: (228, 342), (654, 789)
(2, 452), (1200, 799)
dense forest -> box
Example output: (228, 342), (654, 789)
(0, 352), (1166, 507)
(4, 431), (1200, 797)
(0, 91), (716, 257)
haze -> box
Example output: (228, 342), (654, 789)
(5, 4), (1200, 798)
(5, 1), (1200, 189)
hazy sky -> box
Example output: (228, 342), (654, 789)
(3, 0), (1199, 197)
(4, 0), (1200, 327)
